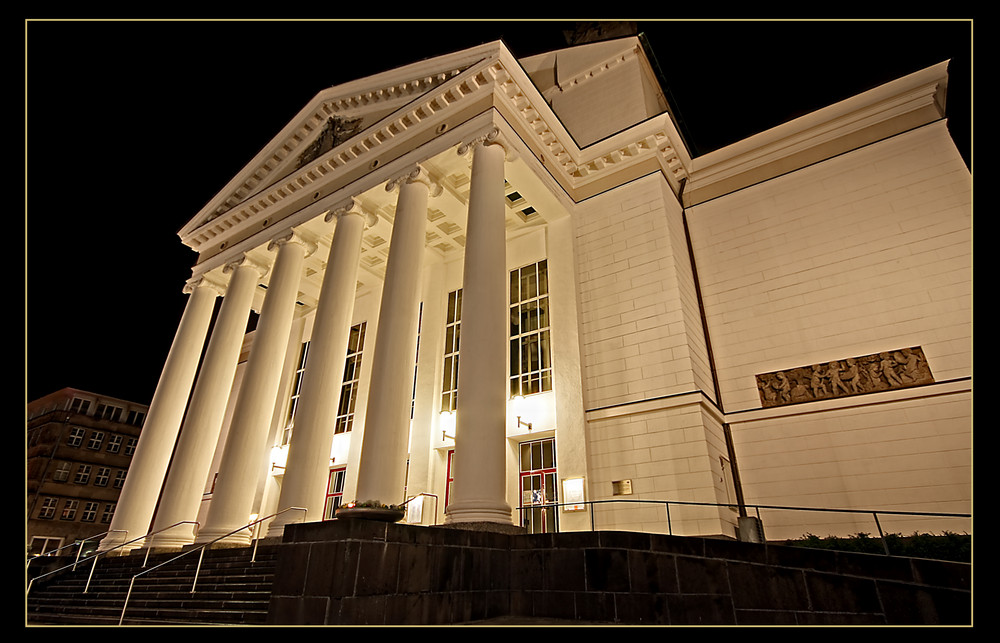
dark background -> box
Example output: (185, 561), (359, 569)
(25, 19), (972, 404)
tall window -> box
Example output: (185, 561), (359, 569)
(324, 467), (347, 519)
(441, 289), (462, 413)
(283, 341), (310, 445)
(510, 260), (552, 397)
(334, 322), (367, 434)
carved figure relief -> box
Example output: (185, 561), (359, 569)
(297, 116), (365, 169)
(755, 347), (933, 408)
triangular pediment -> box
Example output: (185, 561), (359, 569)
(179, 41), (506, 239)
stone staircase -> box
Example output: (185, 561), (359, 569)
(26, 545), (278, 626)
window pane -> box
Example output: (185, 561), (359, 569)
(539, 330), (551, 369)
(510, 269), (519, 305)
(542, 441), (554, 469)
(537, 260), (548, 296)
(521, 263), (537, 300)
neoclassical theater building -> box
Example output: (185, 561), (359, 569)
(100, 35), (971, 553)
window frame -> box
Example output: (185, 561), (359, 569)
(509, 260), (553, 398)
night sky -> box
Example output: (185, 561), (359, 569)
(24, 19), (972, 405)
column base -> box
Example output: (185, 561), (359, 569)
(444, 499), (513, 525)
(192, 528), (252, 549)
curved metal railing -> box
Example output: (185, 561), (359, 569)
(516, 497), (971, 556)
(118, 506), (306, 626)
(26, 521), (203, 595)
(26, 529), (128, 572)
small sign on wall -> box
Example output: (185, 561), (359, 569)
(612, 479), (632, 496)
(562, 477), (585, 511)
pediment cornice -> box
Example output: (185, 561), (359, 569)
(178, 40), (692, 258)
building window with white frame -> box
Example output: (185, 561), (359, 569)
(95, 403), (123, 423)
(60, 499), (79, 521)
(124, 438), (138, 456)
(74, 464), (91, 485)
(80, 502), (99, 522)
(101, 503), (116, 524)
(66, 426), (86, 448)
(113, 470), (127, 489)
(334, 322), (367, 435)
(53, 461), (71, 483)
(38, 497), (58, 520)
(510, 260), (552, 397)
(106, 434), (123, 454)
(94, 467), (111, 487)
(441, 289), (462, 413)
(69, 397), (91, 415)
(86, 431), (105, 450)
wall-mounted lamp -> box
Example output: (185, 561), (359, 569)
(511, 395), (532, 431)
(440, 410), (456, 441)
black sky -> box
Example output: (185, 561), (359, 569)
(24, 19), (972, 405)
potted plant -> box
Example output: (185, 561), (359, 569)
(334, 500), (405, 522)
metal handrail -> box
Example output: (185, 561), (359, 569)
(118, 506), (306, 626)
(26, 521), (200, 595)
(26, 529), (127, 571)
(516, 497), (971, 555)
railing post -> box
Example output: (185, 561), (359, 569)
(665, 502), (672, 535)
(192, 548), (206, 593)
(873, 512), (890, 555)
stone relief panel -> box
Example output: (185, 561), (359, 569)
(756, 347), (934, 408)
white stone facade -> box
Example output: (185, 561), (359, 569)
(99, 36), (971, 552)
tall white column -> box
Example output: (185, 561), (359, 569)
(446, 129), (513, 524)
(143, 257), (262, 549)
(99, 279), (218, 552)
(353, 166), (438, 506)
(265, 202), (376, 538)
(195, 232), (310, 546)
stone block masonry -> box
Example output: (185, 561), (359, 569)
(266, 519), (970, 625)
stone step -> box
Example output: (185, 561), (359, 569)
(27, 545), (277, 626)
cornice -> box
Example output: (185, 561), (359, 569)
(176, 42), (950, 270)
(682, 60), (951, 207)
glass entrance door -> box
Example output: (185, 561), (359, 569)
(519, 438), (557, 533)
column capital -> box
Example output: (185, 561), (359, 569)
(385, 165), (443, 198)
(184, 275), (226, 297)
(457, 126), (517, 162)
(267, 228), (317, 256)
(223, 253), (268, 278)
(324, 198), (379, 228)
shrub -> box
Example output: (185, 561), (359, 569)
(782, 531), (970, 562)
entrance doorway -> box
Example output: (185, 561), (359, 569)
(519, 438), (557, 533)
